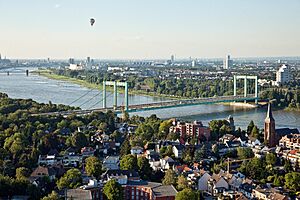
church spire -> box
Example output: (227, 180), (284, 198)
(264, 102), (276, 147)
(266, 102), (274, 120)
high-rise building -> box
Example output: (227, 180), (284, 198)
(264, 103), (276, 147)
(223, 55), (233, 69)
(87, 57), (91, 63)
(276, 64), (291, 85)
(171, 55), (175, 63)
(69, 58), (75, 64)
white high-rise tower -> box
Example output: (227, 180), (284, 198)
(223, 55), (233, 69)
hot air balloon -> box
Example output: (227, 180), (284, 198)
(90, 18), (95, 26)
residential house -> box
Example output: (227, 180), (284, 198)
(172, 145), (185, 159)
(198, 172), (212, 191)
(62, 147), (81, 167)
(103, 156), (120, 170)
(160, 156), (175, 170)
(207, 174), (229, 196)
(131, 146), (144, 155)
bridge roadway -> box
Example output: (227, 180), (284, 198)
(31, 95), (258, 117)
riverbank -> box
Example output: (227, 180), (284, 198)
(33, 70), (181, 100)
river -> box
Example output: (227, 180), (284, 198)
(1, 68), (300, 130)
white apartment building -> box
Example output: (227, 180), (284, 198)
(276, 64), (292, 85)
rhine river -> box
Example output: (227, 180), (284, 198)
(1, 69), (300, 130)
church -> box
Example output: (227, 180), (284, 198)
(264, 103), (299, 147)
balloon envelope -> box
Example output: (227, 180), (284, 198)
(90, 18), (95, 26)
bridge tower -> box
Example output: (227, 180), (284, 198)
(103, 81), (129, 111)
(233, 75), (258, 104)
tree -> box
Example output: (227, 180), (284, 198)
(177, 175), (188, 191)
(158, 120), (172, 139)
(273, 175), (282, 187)
(284, 159), (293, 173)
(237, 147), (254, 159)
(69, 132), (88, 149)
(194, 145), (208, 162)
(251, 126), (259, 139)
(57, 168), (82, 190)
(120, 154), (137, 170)
(120, 137), (131, 158)
(175, 188), (198, 200)
(247, 121), (255, 134)
(162, 169), (176, 185)
(85, 156), (102, 179)
(15, 167), (30, 180)
(41, 191), (59, 200)
(266, 153), (276, 166)
(103, 179), (124, 200)
(137, 157), (151, 180)
(285, 172), (300, 192)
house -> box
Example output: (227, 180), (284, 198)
(253, 188), (289, 200)
(239, 182), (254, 199)
(149, 154), (161, 171)
(103, 156), (120, 170)
(62, 147), (82, 167)
(81, 147), (95, 159)
(102, 169), (140, 183)
(198, 172), (212, 191)
(67, 180), (103, 200)
(279, 134), (300, 150)
(207, 174), (229, 196)
(38, 154), (59, 166)
(160, 156), (175, 170)
(131, 146), (144, 155)
(219, 134), (235, 143)
(30, 166), (57, 182)
(172, 145), (185, 158)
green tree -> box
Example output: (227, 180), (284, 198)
(162, 169), (176, 185)
(85, 156), (102, 178)
(41, 191), (59, 200)
(247, 121), (255, 134)
(237, 147), (254, 159)
(284, 159), (293, 173)
(57, 168), (82, 190)
(137, 157), (152, 180)
(177, 175), (188, 191)
(120, 137), (131, 158)
(120, 154), (137, 170)
(266, 153), (276, 166)
(251, 126), (259, 139)
(103, 179), (124, 200)
(175, 188), (198, 200)
(273, 175), (282, 187)
(158, 120), (172, 139)
(70, 132), (88, 149)
(285, 172), (300, 191)
(15, 167), (30, 180)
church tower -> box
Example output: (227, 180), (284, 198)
(264, 103), (276, 147)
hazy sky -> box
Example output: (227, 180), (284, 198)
(1, 0), (300, 59)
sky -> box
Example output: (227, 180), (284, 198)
(0, 0), (300, 59)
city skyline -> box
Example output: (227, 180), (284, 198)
(1, 0), (300, 59)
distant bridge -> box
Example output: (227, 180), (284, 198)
(31, 95), (259, 117)
(31, 75), (260, 116)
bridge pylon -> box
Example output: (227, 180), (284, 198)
(103, 81), (129, 111)
(233, 75), (258, 104)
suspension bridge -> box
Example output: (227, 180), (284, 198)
(31, 75), (262, 116)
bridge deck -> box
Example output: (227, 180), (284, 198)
(31, 95), (258, 116)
